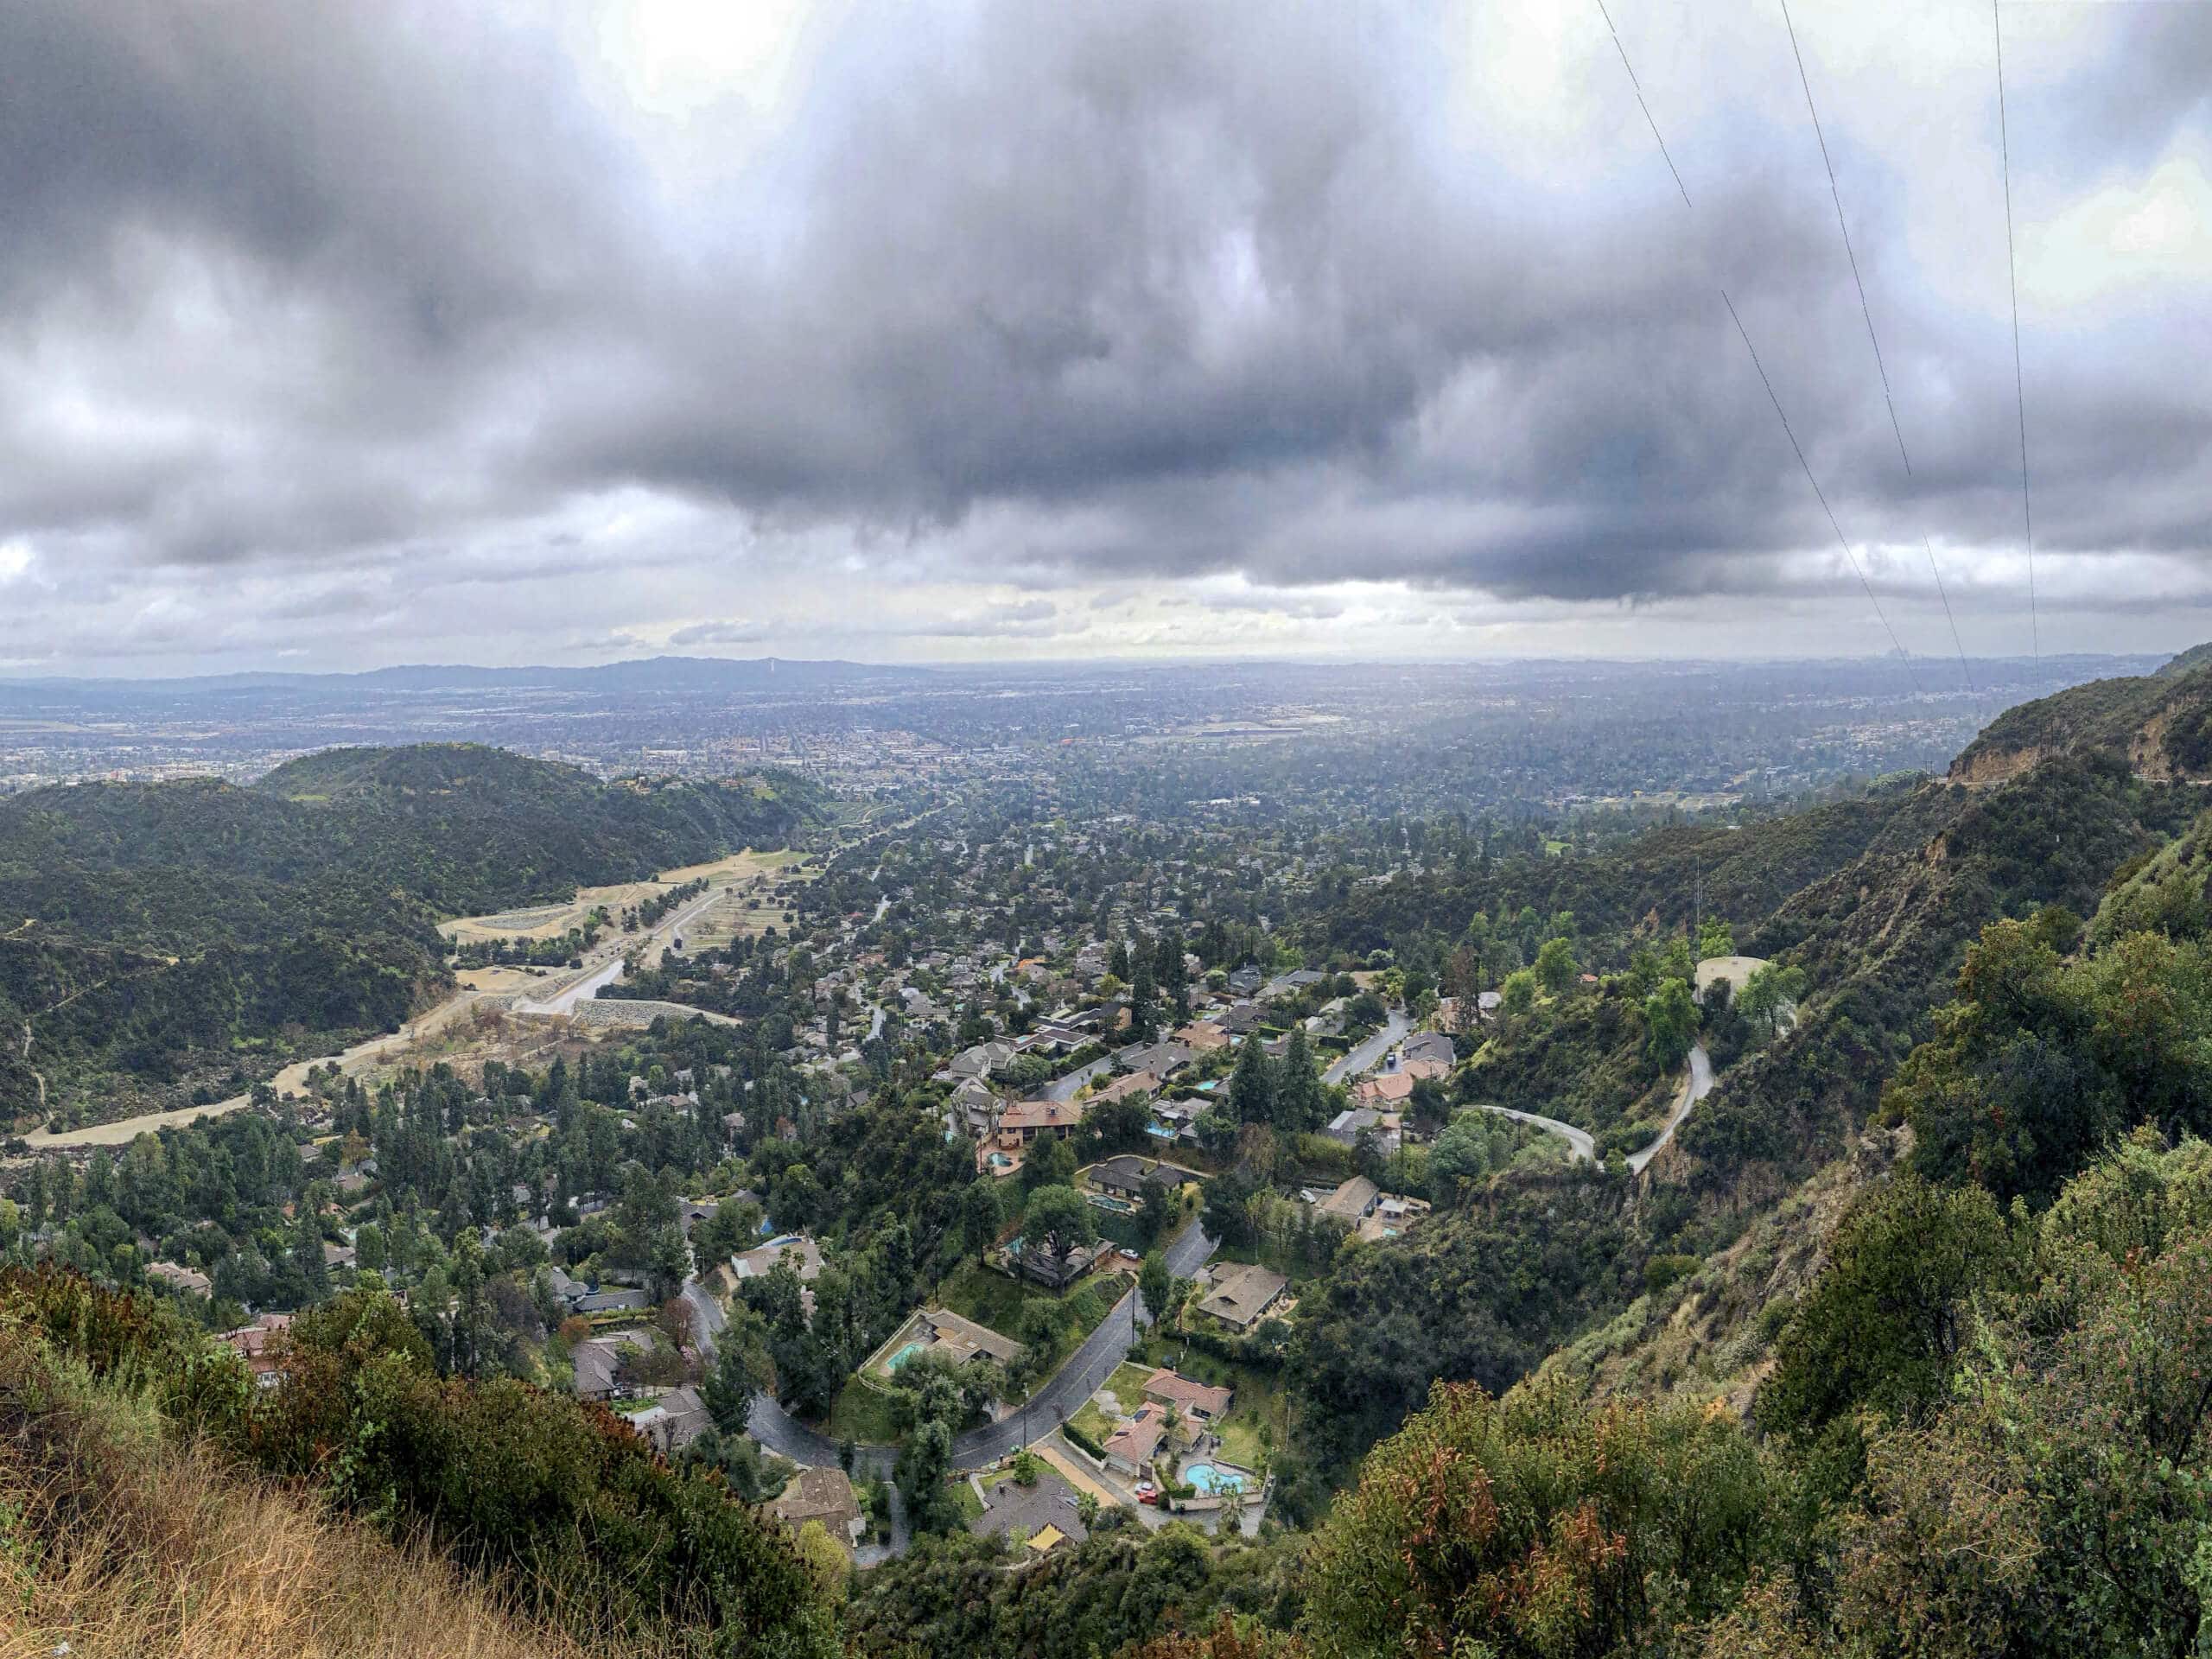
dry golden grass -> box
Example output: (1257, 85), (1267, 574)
(0, 1343), (671, 1659)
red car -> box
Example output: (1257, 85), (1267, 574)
(1135, 1482), (1158, 1505)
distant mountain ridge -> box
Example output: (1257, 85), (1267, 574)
(0, 654), (932, 697)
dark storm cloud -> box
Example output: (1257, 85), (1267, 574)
(0, 0), (2204, 639)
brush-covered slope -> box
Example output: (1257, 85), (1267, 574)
(0, 744), (830, 1129)
(1951, 645), (2212, 785)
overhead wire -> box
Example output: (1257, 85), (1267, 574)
(1993, 0), (2040, 666)
(1592, 2), (1923, 691)
(1777, 0), (1978, 713)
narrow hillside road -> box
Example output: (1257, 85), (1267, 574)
(1459, 1102), (1595, 1163)
(1628, 1042), (1713, 1173)
(744, 1226), (1218, 1477)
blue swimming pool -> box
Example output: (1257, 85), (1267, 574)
(1184, 1462), (1243, 1495)
(887, 1340), (928, 1371)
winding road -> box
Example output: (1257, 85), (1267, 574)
(743, 1223), (1217, 1477)
(1457, 1041), (1713, 1173)
(1628, 1042), (1713, 1173)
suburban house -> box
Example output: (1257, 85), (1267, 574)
(572, 1328), (662, 1401)
(1148, 1097), (1203, 1145)
(993, 1096), (1088, 1147)
(1352, 1071), (1417, 1109)
(148, 1261), (212, 1297)
(1143, 1367), (1233, 1424)
(945, 1039), (1017, 1081)
(1194, 1262), (1290, 1332)
(1013, 1236), (1100, 1291)
(630, 1383), (709, 1455)
(1316, 1174), (1383, 1226)
(1103, 1404), (1173, 1476)
(1323, 1106), (1403, 1153)
(1314, 1176), (1433, 1239)
(771, 1466), (868, 1556)
(219, 1313), (292, 1388)
(1113, 1039), (1194, 1079)
(1358, 1191), (1433, 1242)
(1227, 966), (1265, 997)
(733, 1233), (824, 1285)
(909, 1306), (1026, 1370)
(950, 1075), (1001, 1134)
(1088, 1070), (1160, 1110)
(1401, 1030), (1456, 1067)
(1087, 1153), (1174, 1202)
(1397, 1056), (1451, 1084)
(1174, 1020), (1230, 1052)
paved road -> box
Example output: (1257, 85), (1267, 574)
(1324, 1007), (1411, 1084)
(1628, 1042), (1713, 1173)
(1045, 1057), (1109, 1102)
(516, 881), (729, 1016)
(744, 1226), (1218, 1476)
(1455, 1042), (1711, 1173)
(1460, 1102), (1596, 1163)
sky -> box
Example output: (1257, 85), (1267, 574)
(0, 0), (2207, 675)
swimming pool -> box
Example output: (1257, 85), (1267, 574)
(1183, 1462), (1243, 1495)
(887, 1340), (928, 1371)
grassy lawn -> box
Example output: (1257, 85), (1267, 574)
(1104, 1361), (1154, 1414)
(827, 1377), (905, 1445)
(1069, 1400), (1116, 1447)
(1128, 1346), (1289, 1473)
(933, 1262), (1134, 1392)
(934, 1262), (1051, 1335)
(951, 1478), (985, 1526)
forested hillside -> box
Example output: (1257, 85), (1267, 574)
(0, 744), (825, 1130)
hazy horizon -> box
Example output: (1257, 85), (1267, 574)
(2, 2), (2205, 675)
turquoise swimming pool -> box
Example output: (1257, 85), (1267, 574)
(887, 1340), (928, 1371)
(1184, 1462), (1243, 1495)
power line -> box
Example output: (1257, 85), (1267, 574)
(1722, 289), (1920, 683)
(1777, 0), (1910, 475)
(1593, 2), (1921, 689)
(1596, 0), (1692, 209)
(1777, 0), (1975, 709)
(1993, 0), (2038, 666)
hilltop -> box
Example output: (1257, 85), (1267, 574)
(0, 744), (828, 1129)
(1951, 644), (2212, 785)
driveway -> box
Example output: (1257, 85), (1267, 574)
(1324, 1007), (1410, 1084)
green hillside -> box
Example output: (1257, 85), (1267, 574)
(0, 745), (829, 1131)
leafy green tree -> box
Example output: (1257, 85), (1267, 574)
(1139, 1251), (1174, 1319)
(1023, 1184), (1097, 1282)
(1499, 969), (1538, 1017)
(1759, 1175), (2021, 1450)
(1274, 1027), (1327, 1134)
(1696, 917), (1735, 962)
(1535, 936), (1580, 996)
(1023, 1134), (1077, 1193)
(1302, 1371), (1772, 1659)
(1736, 962), (1807, 1039)
(1643, 976), (1697, 1072)
(1229, 1033), (1276, 1126)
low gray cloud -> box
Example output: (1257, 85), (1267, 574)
(0, 0), (2203, 670)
